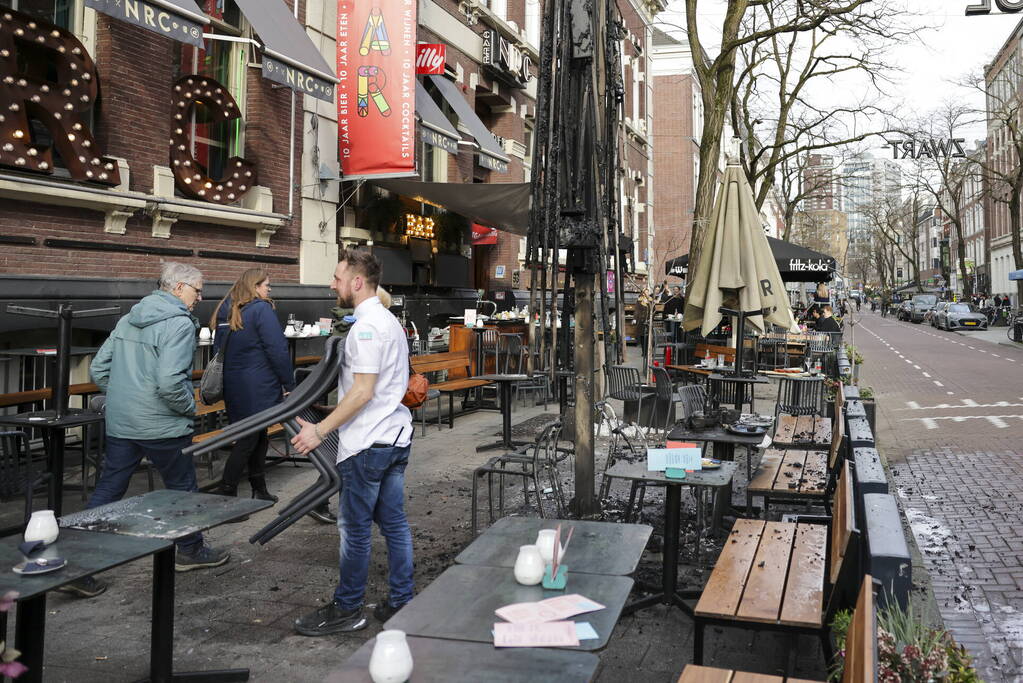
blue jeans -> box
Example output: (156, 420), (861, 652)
(334, 444), (414, 610)
(88, 434), (203, 553)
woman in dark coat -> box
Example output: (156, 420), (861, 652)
(211, 268), (295, 501)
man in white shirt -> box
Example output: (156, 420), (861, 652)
(290, 250), (414, 636)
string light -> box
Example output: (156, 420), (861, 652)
(405, 213), (435, 239)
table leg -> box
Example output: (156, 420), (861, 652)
(48, 428), (67, 517)
(145, 547), (248, 683)
(15, 595), (45, 683)
(710, 443), (737, 533)
(622, 484), (696, 616)
(501, 382), (513, 448)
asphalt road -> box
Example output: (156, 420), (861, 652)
(853, 310), (1023, 681)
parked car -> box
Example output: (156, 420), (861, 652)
(909, 294), (938, 323)
(933, 302), (988, 330)
(897, 300), (913, 321)
(929, 302), (949, 326)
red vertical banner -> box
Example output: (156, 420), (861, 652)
(336, 1), (417, 179)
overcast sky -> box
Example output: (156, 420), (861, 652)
(657, 0), (1023, 151)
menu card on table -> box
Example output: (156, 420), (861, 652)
(495, 594), (605, 624)
(647, 445), (701, 471)
(493, 621), (580, 647)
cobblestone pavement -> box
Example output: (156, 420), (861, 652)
(854, 311), (1023, 681)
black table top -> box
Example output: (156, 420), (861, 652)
(0, 528), (171, 600)
(478, 374), (531, 382)
(708, 373), (769, 384)
(60, 490), (271, 540)
(455, 518), (652, 576)
(605, 460), (737, 488)
(0, 408), (106, 429)
(327, 635), (600, 683)
(0, 346), (99, 357)
(666, 423), (769, 446)
(383, 564), (633, 651)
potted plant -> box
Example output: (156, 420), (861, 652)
(830, 599), (981, 682)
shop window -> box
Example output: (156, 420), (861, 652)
(0, 0), (75, 30)
(420, 139), (448, 182)
(179, 0), (247, 188)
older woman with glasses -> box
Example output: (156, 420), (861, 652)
(211, 268), (295, 501)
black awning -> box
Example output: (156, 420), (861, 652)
(85, 0), (208, 46)
(416, 82), (459, 155)
(768, 237), (837, 282)
(428, 75), (510, 173)
(665, 253), (688, 276)
(374, 178), (529, 236)
(234, 0), (338, 102)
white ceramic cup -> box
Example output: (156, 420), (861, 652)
(368, 630), (413, 683)
(24, 510), (59, 545)
(198, 327), (212, 341)
(284, 324), (296, 337)
(513, 544), (545, 585)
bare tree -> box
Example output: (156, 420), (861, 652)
(899, 104), (982, 299)
(729, 2), (913, 214)
(864, 189), (924, 293)
(683, 0), (907, 276)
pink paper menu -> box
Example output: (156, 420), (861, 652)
(493, 620), (580, 648)
(494, 594), (605, 624)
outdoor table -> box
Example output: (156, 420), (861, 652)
(605, 460), (737, 617)
(383, 564), (633, 651)
(0, 408), (105, 516)
(455, 517), (652, 576)
(0, 528), (171, 683)
(476, 374), (532, 452)
(328, 635), (600, 683)
(60, 489), (271, 682)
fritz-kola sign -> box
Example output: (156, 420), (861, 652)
(884, 138), (966, 160)
(966, 0), (1023, 15)
(788, 259), (832, 272)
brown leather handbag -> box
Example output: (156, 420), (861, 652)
(401, 359), (429, 409)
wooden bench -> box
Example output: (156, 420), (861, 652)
(693, 461), (858, 666)
(680, 573), (876, 683)
(749, 393), (845, 516)
(411, 351), (494, 429)
(772, 414), (832, 449)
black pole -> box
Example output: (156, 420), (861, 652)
(54, 303), (73, 419)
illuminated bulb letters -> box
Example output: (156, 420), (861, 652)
(0, 8), (120, 184)
(168, 75), (255, 205)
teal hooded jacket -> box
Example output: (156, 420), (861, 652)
(90, 290), (198, 440)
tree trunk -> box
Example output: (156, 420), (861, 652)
(953, 219), (971, 298)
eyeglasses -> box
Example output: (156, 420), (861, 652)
(180, 282), (202, 297)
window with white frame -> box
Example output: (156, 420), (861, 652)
(488, 0), (506, 20)
(525, 0), (539, 47)
(180, 0), (248, 186)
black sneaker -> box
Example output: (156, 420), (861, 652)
(294, 601), (367, 636)
(372, 600), (405, 623)
(55, 575), (107, 598)
(175, 545), (230, 572)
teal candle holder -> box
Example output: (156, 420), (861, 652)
(542, 564), (568, 590)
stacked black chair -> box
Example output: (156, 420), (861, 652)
(0, 430), (50, 536)
(184, 336), (347, 545)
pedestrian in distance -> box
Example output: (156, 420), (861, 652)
(210, 268), (295, 502)
(61, 263), (230, 598)
(291, 250), (414, 635)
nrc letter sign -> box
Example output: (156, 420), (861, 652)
(85, 0), (205, 47)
